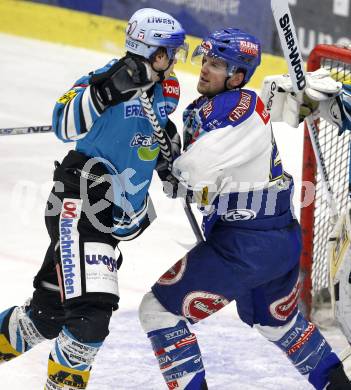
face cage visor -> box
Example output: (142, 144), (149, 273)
(166, 42), (189, 63)
(191, 44), (237, 76)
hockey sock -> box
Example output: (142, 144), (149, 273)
(0, 304), (46, 364)
(45, 326), (102, 390)
(148, 320), (205, 389)
(273, 312), (340, 390)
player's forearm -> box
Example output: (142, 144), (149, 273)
(53, 85), (103, 142)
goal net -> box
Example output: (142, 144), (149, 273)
(299, 44), (351, 318)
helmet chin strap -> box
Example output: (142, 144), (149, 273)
(126, 51), (172, 83)
(151, 57), (174, 83)
(224, 76), (231, 91)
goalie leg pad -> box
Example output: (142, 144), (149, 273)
(0, 304), (46, 364)
(147, 320), (205, 390)
(271, 312), (340, 390)
(45, 327), (101, 390)
(328, 207), (351, 344)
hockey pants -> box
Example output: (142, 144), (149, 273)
(0, 151), (121, 389)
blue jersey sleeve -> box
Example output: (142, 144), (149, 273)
(52, 59), (118, 142)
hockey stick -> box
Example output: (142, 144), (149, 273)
(271, 0), (351, 365)
(271, 0), (339, 222)
(139, 92), (204, 243)
(0, 125), (53, 136)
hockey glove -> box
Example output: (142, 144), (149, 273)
(90, 55), (155, 107)
(260, 68), (342, 127)
(157, 169), (193, 200)
(319, 84), (351, 134)
(155, 119), (181, 173)
(158, 169), (181, 199)
(155, 120), (184, 199)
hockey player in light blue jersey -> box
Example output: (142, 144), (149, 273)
(0, 8), (188, 390)
(139, 29), (351, 389)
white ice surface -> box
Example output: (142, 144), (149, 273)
(0, 33), (348, 389)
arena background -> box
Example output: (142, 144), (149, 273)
(1, 0), (350, 88)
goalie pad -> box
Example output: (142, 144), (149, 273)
(328, 206), (351, 344)
(260, 68), (342, 127)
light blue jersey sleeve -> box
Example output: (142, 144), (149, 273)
(52, 60), (118, 142)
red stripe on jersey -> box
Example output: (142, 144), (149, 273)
(255, 97), (270, 125)
(73, 83), (89, 88)
(162, 78), (180, 100)
(155, 348), (166, 356)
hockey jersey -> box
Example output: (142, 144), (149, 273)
(172, 89), (296, 238)
(53, 59), (180, 240)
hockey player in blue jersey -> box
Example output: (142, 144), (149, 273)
(139, 29), (351, 389)
(0, 8), (188, 389)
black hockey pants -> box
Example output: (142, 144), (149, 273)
(30, 150), (121, 343)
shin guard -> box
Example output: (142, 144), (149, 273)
(273, 312), (340, 390)
(0, 304), (46, 364)
(45, 327), (101, 390)
(148, 320), (205, 390)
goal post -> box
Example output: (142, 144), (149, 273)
(299, 44), (351, 319)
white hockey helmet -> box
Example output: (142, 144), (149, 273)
(125, 8), (188, 63)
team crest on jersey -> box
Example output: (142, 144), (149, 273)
(228, 91), (252, 122)
(269, 281), (300, 321)
(182, 291), (229, 322)
(221, 209), (256, 222)
(130, 133), (159, 161)
(57, 89), (78, 105)
(157, 256), (187, 285)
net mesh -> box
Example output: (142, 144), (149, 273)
(311, 53), (351, 296)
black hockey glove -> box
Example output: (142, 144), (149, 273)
(155, 119), (181, 173)
(90, 55), (154, 107)
(155, 120), (192, 199)
(157, 169), (182, 199)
